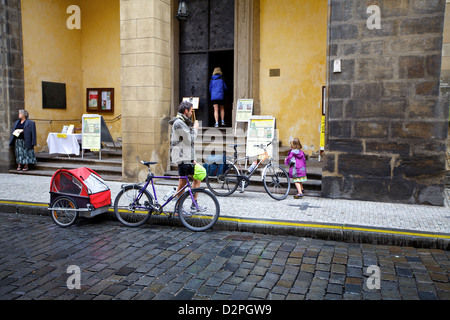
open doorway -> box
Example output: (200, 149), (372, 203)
(178, 0), (235, 128)
(208, 50), (234, 127)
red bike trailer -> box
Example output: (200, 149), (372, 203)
(49, 167), (111, 227)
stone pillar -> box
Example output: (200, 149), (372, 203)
(322, 0), (449, 205)
(0, 0), (25, 172)
(441, 1), (450, 187)
(234, 0), (260, 121)
(120, 0), (172, 180)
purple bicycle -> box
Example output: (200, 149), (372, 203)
(114, 161), (219, 231)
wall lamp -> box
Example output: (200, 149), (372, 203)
(177, 0), (189, 21)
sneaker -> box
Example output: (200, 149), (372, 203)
(220, 120), (226, 127)
(294, 193), (303, 199)
(214, 122), (219, 128)
(178, 208), (191, 217)
(190, 203), (207, 213)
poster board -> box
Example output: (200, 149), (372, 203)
(236, 99), (253, 122)
(82, 114), (101, 151)
(182, 97), (199, 109)
(87, 88), (114, 113)
(320, 115), (326, 151)
(246, 116), (275, 158)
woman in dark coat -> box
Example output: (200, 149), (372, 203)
(9, 110), (37, 171)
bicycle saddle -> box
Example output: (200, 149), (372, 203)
(141, 161), (158, 166)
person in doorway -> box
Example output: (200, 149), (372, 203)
(169, 101), (206, 212)
(9, 109), (37, 171)
(284, 138), (307, 198)
(209, 67), (228, 127)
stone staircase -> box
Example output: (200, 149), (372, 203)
(10, 127), (325, 196)
(9, 141), (123, 181)
(162, 126), (324, 196)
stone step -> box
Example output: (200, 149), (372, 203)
(153, 174), (322, 197)
(8, 151), (123, 181)
(166, 126), (323, 193)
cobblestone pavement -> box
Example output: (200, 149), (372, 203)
(0, 211), (449, 301)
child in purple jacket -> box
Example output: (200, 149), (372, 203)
(284, 138), (307, 198)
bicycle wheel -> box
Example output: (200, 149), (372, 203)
(263, 164), (290, 200)
(114, 185), (153, 227)
(206, 163), (239, 196)
(51, 196), (78, 228)
(177, 188), (220, 231)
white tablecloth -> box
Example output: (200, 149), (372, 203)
(47, 133), (82, 155)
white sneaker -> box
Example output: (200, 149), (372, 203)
(190, 204), (207, 213)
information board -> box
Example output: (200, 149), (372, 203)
(182, 97), (199, 110)
(320, 115), (325, 151)
(246, 116), (275, 157)
(82, 114), (101, 151)
(235, 99), (253, 122)
(86, 88), (114, 113)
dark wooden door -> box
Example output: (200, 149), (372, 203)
(179, 0), (234, 127)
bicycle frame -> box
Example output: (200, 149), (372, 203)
(124, 174), (195, 213)
(234, 146), (271, 179)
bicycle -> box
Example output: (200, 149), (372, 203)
(114, 161), (220, 232)
(205, 140), (290, 200)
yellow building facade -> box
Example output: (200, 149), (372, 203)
(14, 0), (448, 204)
(21, 0), (121, 151)
(259, 0), (327, 154)
(19, 0), (327, 180)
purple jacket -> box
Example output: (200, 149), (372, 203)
(284, 149), (306, 178)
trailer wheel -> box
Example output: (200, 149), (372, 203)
(51, 196), (78, 227)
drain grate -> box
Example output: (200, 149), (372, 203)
(225, 235), (253, 241)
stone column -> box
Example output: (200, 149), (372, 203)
(322, 0), (449, 205)
(234, 0), (260, 121)
(0, 0), (25, 172)
(120, 0), (172, 180)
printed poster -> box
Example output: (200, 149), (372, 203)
(320, 115), (325, 150)
(88, 91), (98, 108)
(101, 91), (112, 110)
(236, 99), (254, 122)
(82, 114), (101, 151)
(246, 116), (275, 157)
(182, 97), (199, 110)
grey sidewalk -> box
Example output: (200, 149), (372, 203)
(0, 173), (449, 249)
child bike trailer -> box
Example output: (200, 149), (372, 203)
(49, 167), (111, 227)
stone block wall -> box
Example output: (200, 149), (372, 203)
(0, 0), (25, 172)
(322, 0), (449, 205)
(441, 0), (450, 187)
(120, 0), (172, 180)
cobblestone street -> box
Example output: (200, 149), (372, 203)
(0, 211), (449, 302)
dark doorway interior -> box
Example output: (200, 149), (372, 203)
(178, 0), (234, 127)
(208, 50), (234, 127)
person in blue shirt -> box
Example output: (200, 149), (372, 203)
(209, 67), (228, 127)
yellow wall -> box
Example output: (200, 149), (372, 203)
(21, 0), (82, 150)
(81, 0), (121, 140)
(21, 0), (121, 151)
(260, 0), (328, 156)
